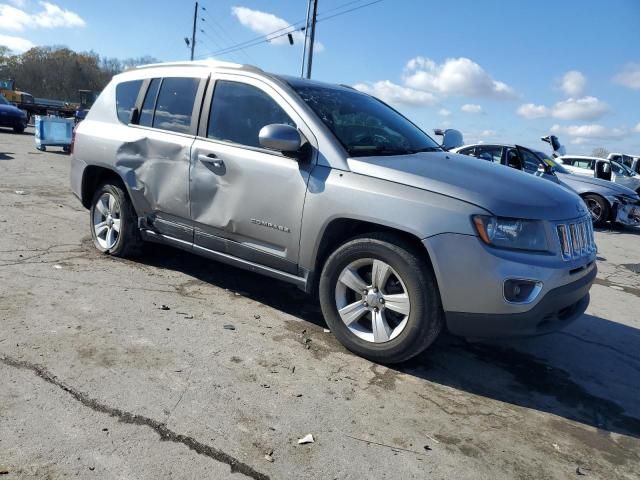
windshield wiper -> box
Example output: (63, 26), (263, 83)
(412, 146), (442, 153)
(347, 146), (415, 157)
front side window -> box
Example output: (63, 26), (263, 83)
(475, 146), (502, 163)
(291, 84), (441, 157)
(457, 147), (475, 156)
(115, 80), (142, 124)
(152, 77), (199, 134)
(519, 148), (542, 173)
(207, 81), (295, 148)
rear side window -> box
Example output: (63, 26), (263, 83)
(115, 80), (142, 124)
(152, 77), (200, 134)
(139, 78), (161, 127)
(207, 80), (295, 148)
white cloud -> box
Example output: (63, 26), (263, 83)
(32, 2), (85, 28)
(551, 96), (608, 121)
(8, 0), (27, 6)
(517, 96), (608, 121)
(0, 34), (34, 53)
(550, 124), (627, 139)
(461, 103), (482, 114)
(480, 129), (496, 137)
(0, 33), (33, 52)
(231, 6), (323, 51)
(559, 70), (587, 96)
(516, 103), (550, 119)
(0, 4), (30, 30)
(438, 108), (451, 116)
(0, 1), (84, 31)
(613, 63), (640, 90)
(634, 123), (640, 133)
(403, 56), (515, 99)
(353, 80), (436, 107)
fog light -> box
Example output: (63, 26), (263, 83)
(504, 279), (543, 304)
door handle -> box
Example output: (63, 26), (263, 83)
(198, 154), (224, 169)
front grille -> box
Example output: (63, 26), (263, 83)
(556, 215), (596, 261)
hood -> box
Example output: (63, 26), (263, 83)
(0, 103), (23, 116)
(556, 171), (638, 196)
(613, 175), (640, 191)
(347, 151), (586, 221)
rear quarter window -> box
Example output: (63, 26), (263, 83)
(115, 80), (143, 124)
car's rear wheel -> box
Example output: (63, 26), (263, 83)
(90, 183), (142, 257)
(583, 194), (609, 227)
(319, 233), (443, 364)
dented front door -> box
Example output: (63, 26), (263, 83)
(189, 76), (315, 272)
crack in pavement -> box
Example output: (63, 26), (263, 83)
(0, 354), (270, 480)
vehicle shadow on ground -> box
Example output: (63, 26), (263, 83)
(133, 244), (640, 440)
(0, 152), (14, 160)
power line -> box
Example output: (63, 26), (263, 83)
(194, 0), (383, 60)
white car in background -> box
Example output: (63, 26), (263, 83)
(608, 153), (640, 175)
(557, 155), (640, 194)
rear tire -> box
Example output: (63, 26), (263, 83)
(583, 194), (609, 227)
(319, 233), (443, 364)
(89, 183), (143, 258)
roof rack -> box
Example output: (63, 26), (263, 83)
(135, 60), (263, 73)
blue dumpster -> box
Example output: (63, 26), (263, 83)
(34, 115), (74, 152)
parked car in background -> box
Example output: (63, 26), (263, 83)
(0, 93), (28, 133)
(452, 143), (640, 227)
(70, 60), (596, 363)
(557, 155), (640, 194)
(609, 153), (640, 175)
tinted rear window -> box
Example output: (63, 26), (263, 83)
(139, 78), (161, 127)
(115, 80), (142, 124)
(152, 77), (199, 134)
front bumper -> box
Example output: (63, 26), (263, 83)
(423, 233), (596, 338)
(446, 266), (594, 338)
(0, 115), (27, 129)
(611, 200), (640, 226)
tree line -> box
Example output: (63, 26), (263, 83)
(0, 45), (158, 102)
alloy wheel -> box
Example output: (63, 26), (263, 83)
(334, 258), (411, 343)
(92, 192), (121, 250)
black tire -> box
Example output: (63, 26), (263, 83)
(13, 126), (24, 134)
(319, 232), (443, 364)
(89, 183), (143, 258)
(583, 194), (609, 227)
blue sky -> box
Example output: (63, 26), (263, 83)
(1, 0), (639, 154)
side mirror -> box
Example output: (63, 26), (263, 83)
(259, 124), (302, 155)
(441, 129), (464, 151)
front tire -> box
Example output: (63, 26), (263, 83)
(89, 183), (142, 257)
(583, 194), (609, 227)
(319, 233), (443, 364)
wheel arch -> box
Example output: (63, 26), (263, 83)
(306, 217), (435, 294)
(80, 165), (128, 209)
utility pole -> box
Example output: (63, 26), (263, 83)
(300, 0), (312, 77)
(305, 0), (319, 79)
(190, 1), (198, 61)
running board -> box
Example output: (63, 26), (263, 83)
(140, 229), (308, 290)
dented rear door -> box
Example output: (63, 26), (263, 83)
(121, 76), (207, 241)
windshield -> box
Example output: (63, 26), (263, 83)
(611, 160), (635, 176)
(532, 150), (569, 174)
(291, 85), (441, 157)
(0, 94), (9, 106)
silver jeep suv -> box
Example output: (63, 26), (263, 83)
(70, 61), (596, 363)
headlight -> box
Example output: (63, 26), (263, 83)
(472, 215), (548, 251)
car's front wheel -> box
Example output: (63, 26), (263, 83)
(89, 183), (142, 257)
(319, 233), (443, 364)
(583, 194), (609, 227)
